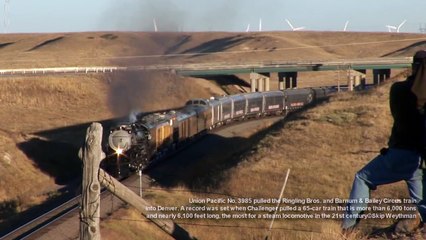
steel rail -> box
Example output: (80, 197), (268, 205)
(0, 196), (80, 240)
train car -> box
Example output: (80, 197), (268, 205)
(245, 92), (265, 117)
(263, 91), (285, 115)
(185, 99), (210, 134)
(148, 118), (172, 149)
(138, 112), (175, 159)
(198, 98), (220, 129)
(283, 88), (313, 111)
(312, 87), (336, 100)
(175, 107), (198, 143)
(230, 94), (247, 120)
(184, 98), (212, 131)
(212, 96), (234, 124)
(221, 97), (233, 122)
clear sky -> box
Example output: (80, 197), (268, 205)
(2, 0), (426, 33)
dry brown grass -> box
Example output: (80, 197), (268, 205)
(101, 75), (411, 239)
(0, 66), (224, 222)
(0, 31), (425, 236)
(0, 75), (111, 131)
(1, 31), (425, 69)
(0, 74), (113, 215)
(0, 73), (223, 218)
(101, 208), (174, 240)
(214, 79), (402, 238)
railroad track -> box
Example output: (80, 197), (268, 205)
(0, 174), (143, 240)
(0, 196), (80, 240)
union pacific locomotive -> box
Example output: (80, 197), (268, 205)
(106, 87), (334, 173)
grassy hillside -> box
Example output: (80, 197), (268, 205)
(100, 72), (417, 239)
(1, 31), (426, 69)
(0, 73), (223, 226)
(0, 31), (425, 237)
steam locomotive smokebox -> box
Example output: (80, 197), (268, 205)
(108, 129), (131, 152)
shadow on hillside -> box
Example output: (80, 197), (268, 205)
(179, 35), (253, 58)
(0, 42), (14, 49)
(26, 36), (65, 52)
(146, 117), (286, 191)
(16, 118), (128, 186)
(17, 139), (81, 185)
(164, 35), (192, 55)
(381, 41), (426, 57)
(194, 75), (250, 94)
(33, 118), (127, 146)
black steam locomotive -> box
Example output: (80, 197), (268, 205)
(106, 87), (334, 173)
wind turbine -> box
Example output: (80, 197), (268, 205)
(396, 20), (407, 32)
(386, 19), (406, 33)
(259, 18), (262, 32)
(343, 21), (349, 31)
(153, 18), (158, 32)
(3, 0), (10, 33)
(246, 24), (250, 32)
(285, 19), (305, 31)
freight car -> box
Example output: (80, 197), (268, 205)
(106, 87), (334, 173)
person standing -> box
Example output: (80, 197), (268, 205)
(342, 50), (426, 233)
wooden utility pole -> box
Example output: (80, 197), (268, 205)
(79, 122), (104, 240)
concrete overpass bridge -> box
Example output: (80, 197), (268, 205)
(175, 57), (413, 91)
(0, 57), (413, 91)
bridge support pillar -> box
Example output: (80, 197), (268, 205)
(264, 77), (270, 91)
(250, 72), (270, 92)
(348, 76), (354, 92)
(278, 74), (284, 90)
(278, 72), (298, 89)
(356, 69), (367, 90)
(353, 75), (366, 90)
(347, 70), (366, 91)
(250, 72), (257, 92)
(259, 72), (270, 92)
(258, 77), (264, 92)
(373, 69), (391, 85)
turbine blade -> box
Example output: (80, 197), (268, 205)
(397, 19), (407, 32)
(259, 18), (262, 32)
(285, 19), (294, 30)
(153, 18), (158, 32)
(343, 21), (349, 31)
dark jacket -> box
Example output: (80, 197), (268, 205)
(388, 76), (425, 151)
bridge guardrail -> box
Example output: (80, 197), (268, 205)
(0, 57), (414, 76)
